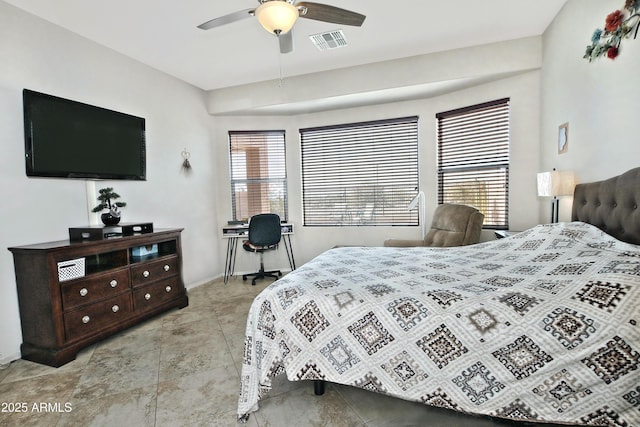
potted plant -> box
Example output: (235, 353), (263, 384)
(92, 187), (127, 225)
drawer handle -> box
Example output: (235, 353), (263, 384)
(164, 264), (171, 272)
(112, 305), (120, 313)
(144, 293), (151, 300)
(165, 286), (172, 293)
(82, 315), (90, 324)
(110, 279), (118, 288)
(80, 288), (88, 297)
(143, 270), (150, 278)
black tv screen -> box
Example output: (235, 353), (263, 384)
(23, 89), (146, 180)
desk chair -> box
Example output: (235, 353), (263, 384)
(242, 213), (283, 286)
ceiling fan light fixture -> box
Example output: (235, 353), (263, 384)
(255, 1), (299, 35)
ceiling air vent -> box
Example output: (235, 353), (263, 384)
(310, 29), (347, 51)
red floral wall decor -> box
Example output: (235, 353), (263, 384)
(584, 0), (640, 61)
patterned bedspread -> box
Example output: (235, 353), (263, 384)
(237, 222), (640, 426)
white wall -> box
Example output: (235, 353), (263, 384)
(0, 2), (219, 363)
(541, 0), (640, 221)
(207, 37), (542, 116)
(213, 70), (542, 274)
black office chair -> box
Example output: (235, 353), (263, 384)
(242, 213), (283, 286)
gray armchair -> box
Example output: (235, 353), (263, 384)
(384, 203), (484, 247)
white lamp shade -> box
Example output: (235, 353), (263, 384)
(537, 170), (576, 197)
(255, 1), (299, 35)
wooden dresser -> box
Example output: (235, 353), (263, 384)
(8, 228), (188, 367)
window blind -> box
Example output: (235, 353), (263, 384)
(300, 116), (419, 226)
(436, 98), (510, 229)
(229, 130), (287, 222)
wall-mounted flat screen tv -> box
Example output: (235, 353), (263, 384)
(23, 89), (146, 180)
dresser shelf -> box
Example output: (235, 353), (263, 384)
(8, 228), (189, 367)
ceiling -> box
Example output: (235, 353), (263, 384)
(5, 0), (569, 92)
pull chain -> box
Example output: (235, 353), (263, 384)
(277, 40), (285, 87)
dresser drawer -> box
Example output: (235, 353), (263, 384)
(132, 279), (182, 312)
(64, 293), (133, 341)
(61, 268), (130, 310)
(130, 256), (178, 287)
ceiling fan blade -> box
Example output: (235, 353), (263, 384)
(297, 2), (366, 27)
(279, 31), (294, 54)
(197, 8), (255, 30)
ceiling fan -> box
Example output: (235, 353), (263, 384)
(197, 0), (366, 54)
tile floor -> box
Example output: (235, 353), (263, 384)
(0, 278), (552, 427)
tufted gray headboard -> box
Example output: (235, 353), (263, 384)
(572, 167), (640, 245)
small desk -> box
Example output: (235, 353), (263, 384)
(222, 223), (295, 284)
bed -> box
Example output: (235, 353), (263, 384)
(237, 167), (640, 426)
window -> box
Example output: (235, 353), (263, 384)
(300, 116), (419, 226)
(436, 98), (510, 229)
(229, 130), (287, 221)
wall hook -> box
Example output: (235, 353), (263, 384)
(181, 148), (192, 172)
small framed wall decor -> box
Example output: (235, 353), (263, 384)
(558, 122), (569, 154)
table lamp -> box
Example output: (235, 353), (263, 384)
(537, 169), (576, 223)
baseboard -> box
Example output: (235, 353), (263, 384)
(185, 275), (223, 290)
(185, 268), (292, 290)
(0, 351), (21, 367)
